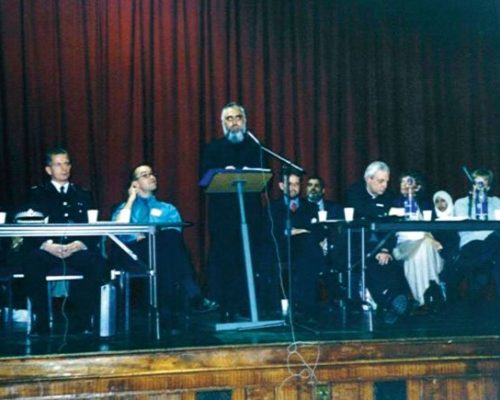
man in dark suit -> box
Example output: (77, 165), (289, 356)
(264, 171), (326, 318)
(306, 175), (343, 219)
(22, 147), (104, 335)
(345, 161), (408, 324)
(305, 175), (346, 304)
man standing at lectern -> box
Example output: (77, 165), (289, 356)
(201, 102), (264, 321)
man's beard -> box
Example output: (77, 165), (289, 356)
(223, 125), (247, 144)
(307, 192), (322, 203)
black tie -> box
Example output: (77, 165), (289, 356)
(60, 186), (66, 194)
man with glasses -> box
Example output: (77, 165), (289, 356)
(201, 102), (264, 321)
(453, 168), (500, 301)
(112, 164), (218, 326)
(22, 147), (104, 335)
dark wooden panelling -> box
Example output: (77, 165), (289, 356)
(0, 337), (497, 399)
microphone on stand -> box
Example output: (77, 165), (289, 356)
(246, 130), (261, 145)
(462, 165), (474, 184)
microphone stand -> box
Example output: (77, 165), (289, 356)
(247, 131), (305, 322)
(247, 131), (304, 174)
(461, 166), (475, 218)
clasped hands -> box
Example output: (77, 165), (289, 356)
(43, 240), (87, 259)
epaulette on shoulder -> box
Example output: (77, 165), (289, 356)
(69, 183), (90, 192)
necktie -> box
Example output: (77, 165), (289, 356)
(60, 186), (66, 194)
(290, 201), (297, 212)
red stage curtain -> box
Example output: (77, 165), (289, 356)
(0, 0), (498, 271)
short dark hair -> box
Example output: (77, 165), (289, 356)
(472, 168), (494, 186)
(307, 175), (325, 190)
(129, 164), (152, 183)
(280, 168), (303, 183)
(399, 170), (427, 196)
(45, 147), (69, 166)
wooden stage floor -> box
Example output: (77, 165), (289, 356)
(1, 298), (499, 357)
(0, 300), (498, 399)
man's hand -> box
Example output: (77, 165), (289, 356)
(42, 240), (87, 259)
(127, 182), (139, 202)
(375, 251), (393, 265)
(291, 228), (310, 236)
(42, 242), (66, 259)
(63, 241), (87, 257)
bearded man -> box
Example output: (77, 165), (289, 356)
(201, 102), (265, 321)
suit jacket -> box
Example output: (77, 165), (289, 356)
(345, 181), (394, 220)
(305, 199), (345, 259)
(23, 181), (97, 248)
(264, 197), (324, 263)
(345, 181), (397, 253)
(306, 199), (343, 220)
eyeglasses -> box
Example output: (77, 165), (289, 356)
(136, 172), (158, 180)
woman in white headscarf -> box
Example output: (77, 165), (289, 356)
(432, 190), (460, 298)
(433, 190), (454, 219)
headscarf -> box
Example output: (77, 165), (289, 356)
(433, 190), (454, 218)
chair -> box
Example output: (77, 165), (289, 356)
(45, 267), (84, 330)
(1, 272), (85, 333)
(110, 265), (152, 333)
(5, 211), (86, 333)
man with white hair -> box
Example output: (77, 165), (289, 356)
(346, 161), (409, 324)
(201, 102), (265, 321)
(346, 161), (393, 219)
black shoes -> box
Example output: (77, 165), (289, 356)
(190, 297), (219, 314)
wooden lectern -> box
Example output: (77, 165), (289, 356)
(201, 168), (285, 331)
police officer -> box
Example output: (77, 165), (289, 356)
(23, 147), (104, 335)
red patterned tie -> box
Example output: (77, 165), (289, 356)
(290, 202), (297, 212)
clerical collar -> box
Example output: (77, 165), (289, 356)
(365, 187), (378, 199)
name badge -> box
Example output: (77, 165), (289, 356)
(150, 208), (162, 217)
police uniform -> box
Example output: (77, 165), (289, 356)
(23, 182), (104, 333)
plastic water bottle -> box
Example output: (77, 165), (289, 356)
(404, 181), (419, 220)
(474, 184), (488, 220)
(100, 283), (116, 337)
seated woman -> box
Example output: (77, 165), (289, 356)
(431, 190), (460, 301)
(392, 172), (444, 309)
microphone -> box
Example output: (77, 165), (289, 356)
(246, 130), (261, 145)
(462, 165), (474, 184)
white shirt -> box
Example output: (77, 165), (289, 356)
(454, 195), (500, 247)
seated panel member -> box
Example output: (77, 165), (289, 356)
(22, 147), (104, 335)
(346, 161), (409, 324)
(454, 168), (500, 301)
(111, 164), (218, 322)
(306, 175), (343, 219)
(432, 190), (460, 299)
(263, 171), (327, 317)
(306, 175), (346, 302)
(392, 172), (444, 308)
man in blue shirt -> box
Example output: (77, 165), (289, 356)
(112, 164), (218, 323)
